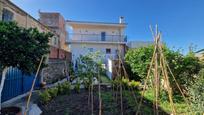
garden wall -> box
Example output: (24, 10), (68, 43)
(42, 59), (70, 84)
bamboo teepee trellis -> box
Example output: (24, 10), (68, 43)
(135, 25), (191, 115)
(111, 25), (191, 115)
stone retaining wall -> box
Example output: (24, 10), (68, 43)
(42, 59), (70, 84)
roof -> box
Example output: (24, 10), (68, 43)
(66, 20), (127, 28)
(196, 49), (204, 53)
(39, 12), (60, 15)
(3, 0), (57, 35)
(127, 41), (154, 48)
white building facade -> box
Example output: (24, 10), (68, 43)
(66, 18), (127, 78)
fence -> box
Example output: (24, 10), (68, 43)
(67, 33), (127, 43)
(1, 67), (40, 102)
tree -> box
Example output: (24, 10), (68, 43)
(0, 21), (52, 108)
(125, 45), (154, 80)
(125, 45), (202, 93)
(76, 51), (104, 88)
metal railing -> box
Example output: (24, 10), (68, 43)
(105, 54), (118, 60)
(67, 33), (127, 43)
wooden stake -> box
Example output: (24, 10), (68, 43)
(136, 40), (157, 115)
(98, 68), (102, 115)
(158, 36), (176, 115)
(24, 56), (44, 115)
(91, 76), (94, 115)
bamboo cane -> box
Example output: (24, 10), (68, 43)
(91, 75), (94, 115)
(158, 38), (176, 115)
(98, 68), (102, 115)
(136, 37), (157, 115)
(24, 56), (44, 115)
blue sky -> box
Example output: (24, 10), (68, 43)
(12, 0), (204, 53)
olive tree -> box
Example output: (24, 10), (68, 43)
(0, 21), (52, 108)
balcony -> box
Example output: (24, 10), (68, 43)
(66, 33), (127, 44)
(105, 54), (118, 60)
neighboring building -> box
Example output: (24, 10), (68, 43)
(66, 17), (127, 78)
(127, 41), (153, 49)
(0, 0), (72, 102)
(39, 12), (69, 51)
(0, 0), (59, 49)
(195, 49), (204, 61)
(0, 0), (72, 61)
(0, 0), (59, 102)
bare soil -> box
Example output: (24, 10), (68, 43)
(38, 87), (169, 115)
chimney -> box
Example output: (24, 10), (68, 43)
(119, 16), (124, 24)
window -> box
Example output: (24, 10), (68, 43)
(106, 48), (111, 54)
(88, 48), (93, 52)
(2, 9), (14, 22)
(115, 49), (119, 54)
(101, 32), (106, 41)
(54, 37), (58, 45)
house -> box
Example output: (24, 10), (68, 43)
(66, 17), (127, 78)
(0, 0), (60, 51)
(39, 12), (69, 52)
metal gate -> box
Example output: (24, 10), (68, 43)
(1, 67), (40, 102)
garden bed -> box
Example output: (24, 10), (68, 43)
(38, 86), (169, 115)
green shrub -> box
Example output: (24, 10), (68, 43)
(48, 87), (58, 98)
(74, 83), (80, 93)
(128, 80), (140, 89)
(125, 45), (202, 94)
(39, 90), (51, 104)
(121, 78), (140, 90)
(57, 82), (71, 95)
(189, 68), (204, 114)
(160, 90), (168, 102)
(122, 78), (129, 86)
(62, 82), (71, 95)
(57, 83), (63, 95)
(83, 78), (91, 90)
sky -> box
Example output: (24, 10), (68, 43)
(12, 0), (204, 54)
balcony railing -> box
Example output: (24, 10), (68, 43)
(105, 54), (118, 60)
(67, 33), (127, 43)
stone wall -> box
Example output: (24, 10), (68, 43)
(42, 59), (70, 84)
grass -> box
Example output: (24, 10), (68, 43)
(123, 90), (156, 114)
(117, 89), (189, 114)
(142, 89), (189, 114)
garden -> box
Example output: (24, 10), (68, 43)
(37, 43), (204, 115)
(1, 21), (204, 115)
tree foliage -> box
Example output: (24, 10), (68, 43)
(125, 45), (202, 91)
(189, 69), (204, 114)
(0, 21), (52, 73)
(76, 51), (104, 88)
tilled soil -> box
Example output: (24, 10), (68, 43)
(39, 88), (169, 115)
(39, 90), (98, 115)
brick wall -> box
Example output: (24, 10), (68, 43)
(49, 46), (72, 61)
